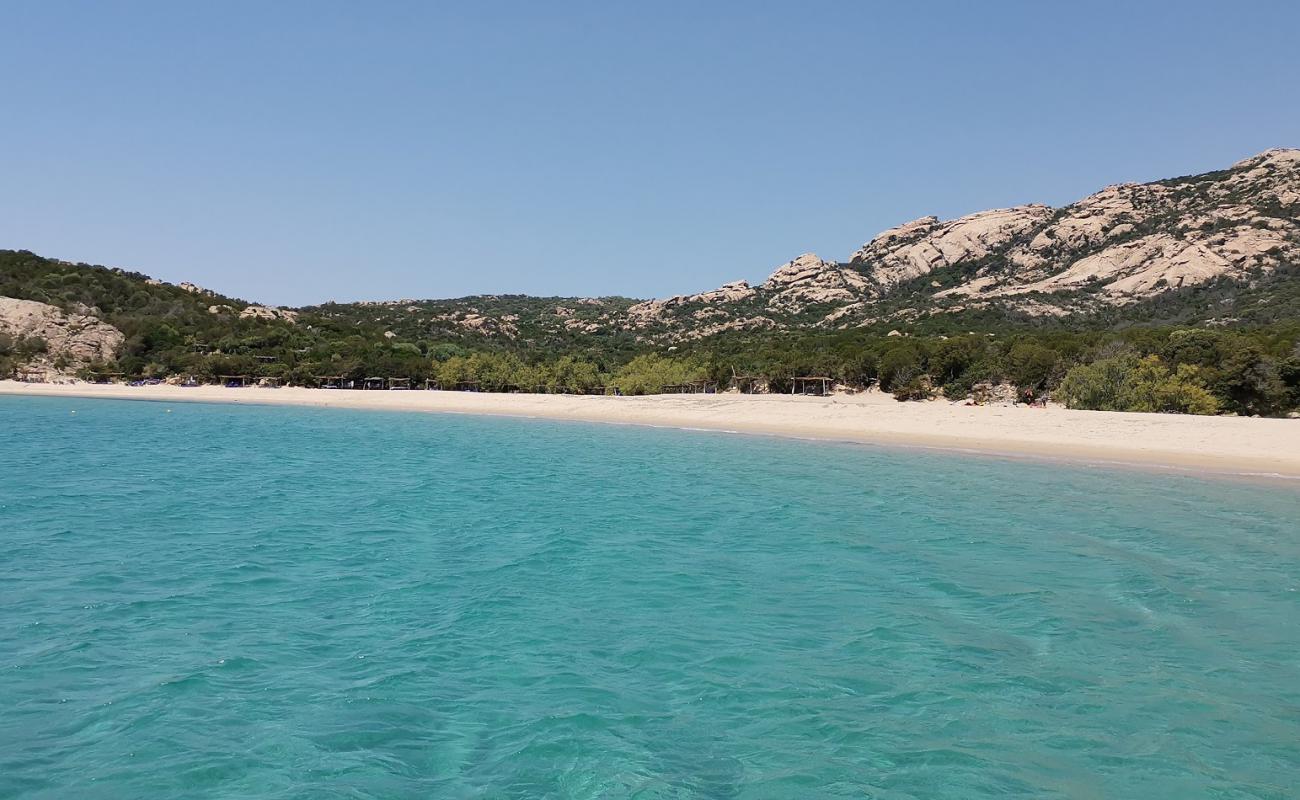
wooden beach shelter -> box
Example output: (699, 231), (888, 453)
(220, 375), (249, 388)
(664, 381), (716, 394)
(317, 375), (344, 389)
(729, 367), (764, 394)
(423, 379), (441, 390)
(454, 380), (482, 392)
(362, 377), (386, 390)
(389, 378), (411, 390)
(790, 376), (832, 396)
(729, 375), (763, 393)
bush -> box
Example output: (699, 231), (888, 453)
(892, 376), (934, 402)
(942, 373), (979, 400)
(1057, 355), (1219, 415)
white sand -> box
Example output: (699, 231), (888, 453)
(4, 381), (1300, 481)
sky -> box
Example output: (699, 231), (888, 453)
(2, 1), (1298, 306)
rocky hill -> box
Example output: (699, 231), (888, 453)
(300, 149), (1299, 345)
(2, 149), (1298, 382)
(603, 149), (1300, 340)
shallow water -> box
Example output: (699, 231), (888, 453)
(1, 396), (1298, 799)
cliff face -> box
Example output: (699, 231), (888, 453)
(0, 297), (124, 380)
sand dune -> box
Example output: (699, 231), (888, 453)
(4, 381), (1299, 481)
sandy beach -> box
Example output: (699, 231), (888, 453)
(4, 380), (1300, 480)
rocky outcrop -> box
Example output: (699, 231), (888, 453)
(0, 297), (124, 379)
(625, 280), (758, 328)
(239, 305), (299, 324)
(852, 205), (1054, 290)
(937, 149), (1300, 306)
(995, 227), (1290, 300)
(607, 148), (1299, 336)
(179, 281), (217, 297)
(456, 313), (518, 339)
(760, 253), (870, 313)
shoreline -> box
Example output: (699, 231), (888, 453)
(4, 381), (1300, 483)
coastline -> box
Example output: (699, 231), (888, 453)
(4, 380), (1300, 482)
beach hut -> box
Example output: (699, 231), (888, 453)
(686, 379), (718, 394)
(317, 375), (344, 389)
(454, 380), (482, 392)
(389, 378), (411, 390)
(790, 376), (833, 396)
(423, 379), (441, 390)
(220, 375), (249, 388)
(362, 377), (386, 390)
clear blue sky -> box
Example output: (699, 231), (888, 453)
(2, 1), (1297, 305)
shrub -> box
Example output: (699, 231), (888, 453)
(892, 376), (934, 402)
(1057, 355), (1219, 415)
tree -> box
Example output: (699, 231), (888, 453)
(877, 344), (924, 392)
(1003, 341), (1060, 391)
(1216, 344), (1287, 416)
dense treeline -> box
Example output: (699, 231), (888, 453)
(83, 326), (1298, 417)
(671, 326), (1300, 415)
(3, 250), (1299, 416)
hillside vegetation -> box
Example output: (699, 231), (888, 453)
(2, 150), (1299, 416)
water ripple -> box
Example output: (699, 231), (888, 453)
(1, 396), (1298, 799)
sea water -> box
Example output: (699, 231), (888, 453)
(1, 396), (1297, 799)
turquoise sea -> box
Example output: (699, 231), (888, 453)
(1, 396), (1298, 799)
